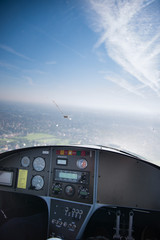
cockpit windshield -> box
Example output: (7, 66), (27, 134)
(0, 0), (160, 166)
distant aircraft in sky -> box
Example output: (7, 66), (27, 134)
(52, 100), (72, 120)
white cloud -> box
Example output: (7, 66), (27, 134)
(46, 61), (57, 65)
(105, 73), (144, 97)
(0, 61), (19, 70)
(89, 0), (160, 96)
(33, 26), (86, 58)
(23, 76), (34, 86)
(0, 44), (32, 61)
(23, 69), (46, 75)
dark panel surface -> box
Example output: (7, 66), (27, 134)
(97, 150), (160, 210)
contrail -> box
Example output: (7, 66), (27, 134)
(0, 44), (32, 61)
(89, 0), (160, 96)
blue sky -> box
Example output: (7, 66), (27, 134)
(0, 0), (160, 113)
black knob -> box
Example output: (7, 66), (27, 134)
(52, 183), (62, 194)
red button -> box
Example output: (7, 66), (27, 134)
(81, 151), (86, 156)
(56, 150), (60, 155)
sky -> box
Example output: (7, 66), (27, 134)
(0, 0), (160, 113)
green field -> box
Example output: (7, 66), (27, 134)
(0, 132), (71, 149)
(23, 133), (57, 142)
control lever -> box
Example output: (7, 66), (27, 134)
(113, 211), (121, 239)
(127, 211), (134, 240)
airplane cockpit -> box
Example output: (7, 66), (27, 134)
(0, 145), (160, 240)
(1, 0), (160, 238)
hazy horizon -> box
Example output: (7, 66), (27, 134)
(1, 100), (160, 166)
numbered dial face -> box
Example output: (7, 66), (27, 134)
(65, 185), (75, 196)
(31, 175), (44, 190)
(77, 159), (88, 169)
(33, 157), (45, 171)
(21, 156), (30, 167)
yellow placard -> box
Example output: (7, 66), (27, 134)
(60, 150), (64, 155)
(68, 150), (72, 155)
(17, 169), (28, 189)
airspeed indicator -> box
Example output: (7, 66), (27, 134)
(33, 157), (45, 171)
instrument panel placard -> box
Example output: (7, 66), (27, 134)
(17, 169), (28, 189)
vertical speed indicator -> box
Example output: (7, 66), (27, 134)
(31, 175), (44, 190)
(76, 159), (88, 169)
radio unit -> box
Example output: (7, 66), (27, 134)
(54, 169), (89, 185)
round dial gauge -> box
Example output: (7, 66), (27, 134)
(33, 157), (45, 171)
(65, 185), (75, 196)
(77, 159), (88, 169)
(31, 175), (44, 190)
(21, 156), (30, 167)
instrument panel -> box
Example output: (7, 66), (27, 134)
(0, 146), (95, 204)
(0, 145), (160, 209)
(50, 148), (95, 203)
(0, 145), (160, 239)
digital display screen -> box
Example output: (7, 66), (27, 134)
(59, 172), (78, 180)
(0, 171), (13, 186)
(56, 159), (67, 165)
(55, 169), (82, 183)
(54, 169), (89, 184)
